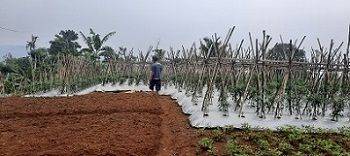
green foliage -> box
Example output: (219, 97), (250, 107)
(257, 139), (270, 150)
(218, 87), (230, 114)
(225, 139), (247, 156)
(278, 141), (293, 155)
(80, 28), (116, 61)
(316, 139), (343, 155)
(49, 30), (81, 56)
(4, 76), (16, 93)
(197, 126), (349, 155)
(338, 126), (350, 138)
(331, 96), (346, 121)
(228, 83), (246, 96)
(241, 123), (252, 131)
(153, 48), (166, 61)
(199, 37), (222, 57)
(298, 143), (314, 154)
(267, 43), (306, 62)
(278, 126), (304, 142)
(26, 35), (38, 51)
(197, 137), (216, 155)
(211, 128), (225, 142)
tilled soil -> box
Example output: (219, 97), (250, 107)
(0, 92), (199, 156)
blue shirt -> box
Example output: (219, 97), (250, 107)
(151, 62), (163, 80)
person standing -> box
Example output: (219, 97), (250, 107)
(149, 55), (163, 93)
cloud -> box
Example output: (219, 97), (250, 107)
(0, 0), (349, 57)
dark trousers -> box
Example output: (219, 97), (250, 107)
(149, 79), (161, 91)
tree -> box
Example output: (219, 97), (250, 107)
(80, 28), (116, 61)
(26, 35), (39, 86)
(199, 37), (222, 57)
(29, 48), (49, 82)
(0, 54), (15, 75)
(2, 56), (33, 93)
(29, 48), (48, 63)
(4, 56), (32, 78)
(26, 35), (38, 52)
(99, 46), (117, 61)
(267, 43), (306, 62)
(49, 30), (81, 56)
(154, 48), (165, 61)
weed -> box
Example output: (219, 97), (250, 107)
(299, 143), (314, 154)
(197, 137), (217, 155)
(278, 126), (304, 142)
(211, 128), (225, 142)
(278, 141), (293, 154)
(338, 126), (350, 138)
(196, 128), (207, 137)
(316, 139), (344, 155)
(241, 123), (252, 131)
(225, 139), (247, 156)
(257, 139), (270, 151)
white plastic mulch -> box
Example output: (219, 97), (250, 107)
(24, 83), (350, 130)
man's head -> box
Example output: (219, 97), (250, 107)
(152, 55), (159, 63)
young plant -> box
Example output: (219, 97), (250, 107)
(331, 96), (346, 121)
(278, 141), (294, 155)
(298, 143), (315, 154)
(225, 139), (247, 156)
(197, 137), (216, 155)
(210, 128), (225, 142)
(241, 123), (252, 131)
(218, 86), (230, 116)
(316, 139), (344, 155)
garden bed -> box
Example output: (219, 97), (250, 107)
(25, 83), (350, 130)
(0, 92), (199, 155)
(1, 91), (349, 155)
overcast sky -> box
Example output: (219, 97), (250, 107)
(0, 0), (350, 55)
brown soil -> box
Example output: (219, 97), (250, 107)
(0, 92), (200, 156)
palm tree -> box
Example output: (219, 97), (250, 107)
(49, 30), (81, 57)
(26, 35), (38, 89)
(26, 35), (38, 52)
(79, 29), (116, 61)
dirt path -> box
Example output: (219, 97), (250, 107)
(157, 94), (198, 156)
(0, 92), (199, 155)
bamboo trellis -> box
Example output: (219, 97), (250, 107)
(1, 26), (350, 122)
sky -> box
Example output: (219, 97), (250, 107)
(0, 0), (350, 57)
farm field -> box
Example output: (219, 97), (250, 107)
(1, 91), (350, 155)
(0, 92), (199, 155)
(1, 1), (350, 155)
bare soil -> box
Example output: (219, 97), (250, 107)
(0, 92), (199, 156)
